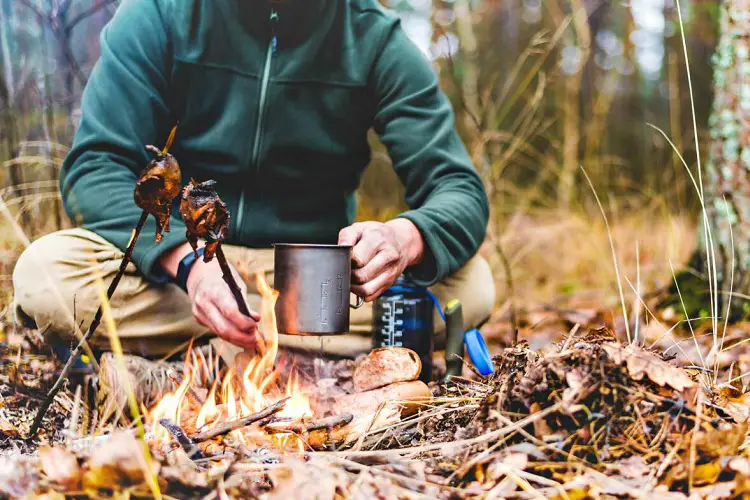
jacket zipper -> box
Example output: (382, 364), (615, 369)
(236, 9), (278, 235)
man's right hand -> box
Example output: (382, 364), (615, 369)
(159, 243), (261, 348)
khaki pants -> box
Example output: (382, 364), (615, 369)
(13, 228), (496, 359)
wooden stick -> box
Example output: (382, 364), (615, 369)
(215, 244), (251, 317)
(264, 414), (353, 435)
(190, 397), (289, 443)
(159, 418), (206, 460)
(28, 211), (149, 438)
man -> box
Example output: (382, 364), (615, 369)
(12, 0), (495, 359)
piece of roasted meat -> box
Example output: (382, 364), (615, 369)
(134, 139), (182, 242)
(179, 179), (230, 261)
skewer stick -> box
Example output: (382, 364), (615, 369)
(28, 211), (149, 438)
(215, 244), (251, 317)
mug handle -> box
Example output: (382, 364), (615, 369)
(350, 294), (365, 309)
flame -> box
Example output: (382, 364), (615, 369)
(145, 272), (312, 451)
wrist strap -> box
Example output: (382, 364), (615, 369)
(176, 247), (205, 292)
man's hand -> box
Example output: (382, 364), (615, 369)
(338, 219), (425, 302)
(159, 243), (261, 348)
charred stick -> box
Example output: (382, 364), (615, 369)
(215, 245), (251, 317)
(264, 414), (354, 435)
(28, 211), (149, 438)
(159, 418), (206, 460)
(190, 397), (289, 443)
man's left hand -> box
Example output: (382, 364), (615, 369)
(338, 219), (425, 302)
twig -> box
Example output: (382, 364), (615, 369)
(215, 245), (251, 317)
(28, 211), (149, 438)
(159, 419), (206, 460)
(559, 323), (581, 352)
(264, 414), (353, 434)
(326, 402), (562, 459)
(190, 397), (289, 443)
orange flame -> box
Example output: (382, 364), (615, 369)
(145, 272), (312, 450)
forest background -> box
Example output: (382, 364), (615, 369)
(0, 0), (724, 339)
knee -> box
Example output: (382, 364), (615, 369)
(14, 231), (75, 292)
(461, 255), (496, 329)
(13, 231), (87, 332)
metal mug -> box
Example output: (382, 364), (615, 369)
(273, 244), (365, 335)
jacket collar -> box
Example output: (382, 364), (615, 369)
(238, 0), (329, 48)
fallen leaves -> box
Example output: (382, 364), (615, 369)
(82, 431), (158, 491)
(601, 342), (696, 394)
(39, 447), (80, 491)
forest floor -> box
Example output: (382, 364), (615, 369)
(1, 213), (749, 499)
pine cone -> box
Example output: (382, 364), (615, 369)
(134, 145), (182, 242)
(179, 179), (230, 261)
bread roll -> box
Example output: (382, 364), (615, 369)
(353, 347), (422, 392)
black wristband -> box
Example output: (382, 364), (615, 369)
(176, 247), (205, 292)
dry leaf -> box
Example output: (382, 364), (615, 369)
(82, 431), (157, 490)
(39, 446), (81, 491)
(692, 460), (722, 487)
(691, 481), (736, 499)
(267, 458), (345, 500)
(0, 457), (37, 497)
(0, 415), (19, 437)
(611, 455), (650, 480)
(694, 422), (748, 459)
(602, 342), (695, 393)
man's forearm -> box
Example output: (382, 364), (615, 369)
(386, 218), (425, 267)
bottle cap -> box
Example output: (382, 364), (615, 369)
(464, 328), (495, 376)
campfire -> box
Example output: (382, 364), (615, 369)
(143, 271), (430, 456)
(146, 272), (315, 452)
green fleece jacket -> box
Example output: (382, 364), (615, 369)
(60, 0), (489, 287)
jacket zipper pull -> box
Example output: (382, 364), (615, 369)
(270, 9), (279, 56)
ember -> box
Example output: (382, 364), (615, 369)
(146, 272), (313, 452)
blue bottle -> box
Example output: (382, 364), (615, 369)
(373, 276), (433, 383)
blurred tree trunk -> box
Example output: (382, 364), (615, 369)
(701, 0), (750, 315)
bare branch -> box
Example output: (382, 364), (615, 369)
(17, 0), (47, 24)
(65, 0), (118, 35)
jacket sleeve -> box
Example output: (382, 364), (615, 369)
(370, 21), (490, 287)
(60, 0), (186, 282)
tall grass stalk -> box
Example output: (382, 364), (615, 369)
(95, 278), (162, 499)
(579, 165), (631, 343)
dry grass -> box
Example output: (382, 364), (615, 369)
(491, 207), (696, 311)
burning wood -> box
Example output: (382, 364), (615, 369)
(158, 419), (205, 460)
(28, 126), (182, 438)
(190, 397), (289, 443)
(265, 414), (354, 451)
